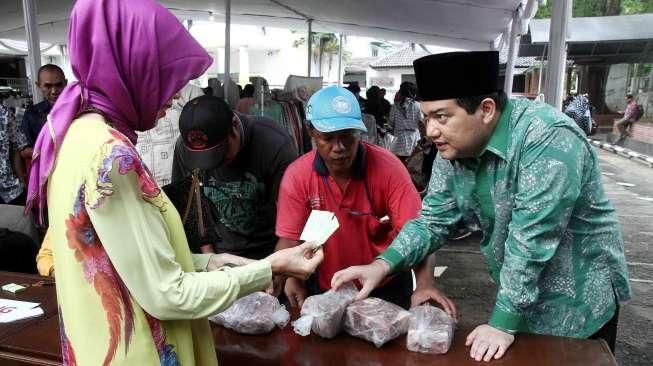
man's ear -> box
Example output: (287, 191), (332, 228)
(479, 98), (497, 125)
(307, 123), (317, 137)
(231, 115), (239, 136)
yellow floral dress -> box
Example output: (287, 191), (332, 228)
(48, 113), (271, 365)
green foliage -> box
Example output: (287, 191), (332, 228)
(622, 0), (653, 14)
(535, 0), (653, 18)
(536, 3), (552, 18)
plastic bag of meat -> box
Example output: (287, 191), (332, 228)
(343, 297), (411, 347)
(406, 305), (455, 354)
(210, 292), (290, 334)
(292, 282), (358, 338)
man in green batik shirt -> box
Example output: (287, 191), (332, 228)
(332, 51), (631, 362)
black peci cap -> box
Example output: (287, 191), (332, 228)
(413, 51), (499, 102)
(178, 95), (233, 170)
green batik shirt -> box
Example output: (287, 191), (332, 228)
(380, 98), (631, 338)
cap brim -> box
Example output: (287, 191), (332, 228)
(179, 142), (228, 171)
(310, 117), (368, 133)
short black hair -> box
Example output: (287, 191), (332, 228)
(37, 64), (65, 80)
(455, 90), (508, 115)
(243, 84), (255, 98)
(398, 82), (417, 99)
(346, 83), (361, 94)
(626, 93), (634, 99)
(366, 85), (381, 99)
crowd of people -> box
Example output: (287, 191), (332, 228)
(0, 0), (634, 364)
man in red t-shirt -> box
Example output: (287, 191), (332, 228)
(275, 86), (456, 315)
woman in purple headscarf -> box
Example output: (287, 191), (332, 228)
(27, 1), (322, 365)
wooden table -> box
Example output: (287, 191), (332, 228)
(213, 310), (618, 366)
(0, 272), (59, 366)
(0, 272), (618, 365)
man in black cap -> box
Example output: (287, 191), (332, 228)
(331, 51), (630, 361)
(172, 95), (297, 259)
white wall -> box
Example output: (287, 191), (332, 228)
(191, 22), (344, 89)
(367, 67), (413, 101)
(605, 64), (630, 112)
(12, 21), (403, 94)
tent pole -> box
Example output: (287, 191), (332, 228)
(503, 8), (522, 98)
(224, 0), (231, 99)
(337, 34), (343, 86)
(537, 44), (546, 95)
(22, 0), (42, 103)
(307, 19), (313, 77)
(544, 0), (571, 109)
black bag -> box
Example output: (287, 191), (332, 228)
(633, 104), (644, 122)
(162, 171), (220, 253)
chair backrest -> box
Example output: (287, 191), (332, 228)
(0, 205), (39, 274)
(0, 204), (39, 244)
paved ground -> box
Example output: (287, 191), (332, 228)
(432, 148), (653, 365)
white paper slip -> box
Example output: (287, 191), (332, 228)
(0, 298), (44, 323)
(433, 266), (448, 278)
(1, 283), (27, 293)
(300, 210), (339, 250)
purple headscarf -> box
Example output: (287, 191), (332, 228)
(27, 0), (212, 216)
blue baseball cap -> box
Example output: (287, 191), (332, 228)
(306, 86), (367, 133)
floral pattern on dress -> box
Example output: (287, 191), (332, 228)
(89, 128), (163, 210)
(65, 186), (135, 366)
(145, 313), (180, 366)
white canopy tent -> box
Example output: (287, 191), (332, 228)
(1, 0), (530, 48)
(0, 0), (561, 105)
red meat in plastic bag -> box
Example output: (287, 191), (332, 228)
(406, 305), (455, 354)
(343, 297), (410, 347)
(292, 282), (358, 338)
(210, 292), (289, 335)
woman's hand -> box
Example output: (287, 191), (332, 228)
(265, 241), (324, 280)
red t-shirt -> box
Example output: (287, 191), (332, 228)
(276, 142), (421, 291)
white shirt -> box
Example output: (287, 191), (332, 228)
(135, 84), (203, 186)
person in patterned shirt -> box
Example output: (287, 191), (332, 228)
(614, 93), (639, 140)
(388, 82), (422, 163)
(331, 51), (630, 362)
(0, 103), (30, 205)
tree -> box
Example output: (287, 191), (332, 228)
(293, 32), (343, 77)
(622, 0), (653, 14)
(535, 0), (634, 18)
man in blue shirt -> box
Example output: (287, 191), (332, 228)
(20, 64), (67, 157)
